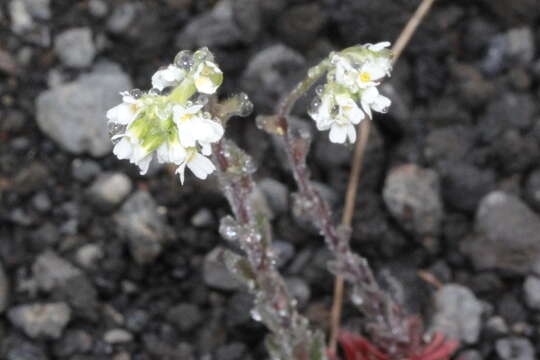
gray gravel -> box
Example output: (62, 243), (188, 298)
(54, 27), (96, 68)
(8, 302), (71, 339)
(36, 62), (131, 157)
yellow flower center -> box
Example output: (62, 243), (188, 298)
(359, 72), (371, 83)
(130, 104), (139, 112)
(178, 114), (193, 122)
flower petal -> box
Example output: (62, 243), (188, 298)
(329, 124), (347, 143)
(188, 153), (215, 180)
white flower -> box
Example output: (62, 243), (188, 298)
(193, 61), (223, 94)
(156, 139), (187, 165)
(332, 41), (392, 93)
(112, 134), (153, 175)
(360, 86), (391, 119)
(310, 92), (365, 144)
(151, 65), (185, 91)
(366, 41), (391, 52)
(106, 92), (141, 125)
(173, 103), (224, 155)
(175, 149), (216, 184)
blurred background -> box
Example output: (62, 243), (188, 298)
(0, 0), (540, 359)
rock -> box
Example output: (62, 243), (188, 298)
(54, 28), (96, 68)
(33, 251), (81, 291)
(215, 343), (246, 360)
(31, 192), (51, 212)
(8, 302), (71, 339)
(104, 329), (133, 344)
(461, 191), (540, 274)
(167, 303), (202, 332)
(0, 260), (9, 314)
(3, 335), (49, 360)
(115, 190), (173, 264)
(485, 316), (509, 338)
(276, 4), (326, 49)
(71, 158), (102, 183)
(523, 276), (540, 310)
(494, 130), (539, 174)
(13, 162), (50, 195)
(176, 0), (259, 48)
(53, 329), (93, 357)
(458, 350), (482, 360)
(497, 293), (527, 324)
(383, 164), (443, 238)
(450, 62), (495, 109)
(241, 44), (305, 112)
(36, 63), (132, 157)
(88, 0), (108, 17)
(190, 208), (214, 227)
(424, 125), (474, 165)
(272, 240), (295, 268)
(495, 337), (535, 360)
(524, 169), (540, 211)
(203, 247), (242, 291)
(87, 172), (132, 211)
(226, 292), (253, 327)
(439, 161), (495, 213)
(482, 27), (535, 75)
(75, 243), (104, 269)
(285, 277), (310, 307)
(258, 178), (289, 215)
(9, 0), (51, 46)
(430, 284), (483, 344)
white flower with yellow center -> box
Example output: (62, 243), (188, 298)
(151, 65), (186, 91)
(310, 90), (365, 144)
(192, 61), (223, 95)
(360, 86), (391, 119)
(332, 41), (392, 93)
(176, 148), (216, 184)
(173, 103), (224, 155)
(106, 92), (141, 126)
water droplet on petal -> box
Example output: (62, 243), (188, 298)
(174, 50), (194, 70)
(129, 89), (144, 99)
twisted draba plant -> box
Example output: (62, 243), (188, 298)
(107, 45), (457, 360)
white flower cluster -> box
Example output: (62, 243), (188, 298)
(309, 42), (393, 144)
(107, 48), (224, 184)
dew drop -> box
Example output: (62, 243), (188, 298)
(174, 50), (194, 70)
(129, 89), (144, 99)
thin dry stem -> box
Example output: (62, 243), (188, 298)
(329, 0), (438, 354)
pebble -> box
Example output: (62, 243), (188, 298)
(36, 63), (132, 157)
(8, 302), (71, 339)
(3, 335), (49, 360)
(523, 276), (540, 310)
(53, 329), (93, 357)
(461, 191), (540, 274)
(241, 44), (305, 112)
(430, 284), (483, 344)
(54, 27), (96, 68)
(87, 172), (132, 211)
(524, 169), (540, 211)
(190, 208), (214, 227)
(203, 247), (242, 291)
(33, 250), (82, 291)
(31, 192), (52, 212)
(104, 329), (133, 344)
(258, 178), (289, 215)
(495, 337), (535, 360)
(88, 0), (108, 17)
(167, 303), (202, 332)
(215, 343), (246, 360)
(75, 243), (104, 269)
(0, 260), (9, 313)
(383, 164), (443, 238)
(285, 277), (310, 307)
(72, 158), (102, 183)
(114, 190), (173, 264)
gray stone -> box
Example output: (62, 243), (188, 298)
(285, 277), (310, 307)
(33, 251), (82, 291)
(226, 292), (253, 327)
(272, 240), (295, 268)
(54, 28), (96, 68)
(31, 192), (51, 212)
(241, 44), (305, 112)
(458, 350), (482, 360)
(0, 260), (9, 313)
(524, 169), (540, 211)
(53, 329), (93, 357)
(114, 190), (173, 264)
(87, 172), (132, 211)
(190, 208), (214, 227)
(495, 337), (535, 360)
(215, 343), (246, 360)
(258, 178), (289, 215)
(9, 0), (51, 46)
(104, 329), (133, 344)
(88, 0), (108, 17)
(4, 336), (49, 360)
(71, 158), (102, 183)
(461, 191), (540, 274)
(482, 27), (535, 74)
(75, 243), (103, 269)
(107, 3), (138, 34)
(176, 0), (258, 48)
(523, 276), (540, 310)
(167, 303), (202, 332)
(203, 247), (242, 291)
(8, 302), (71, 339)
(383, 164), (443, 237)
(36, 63), (132, 157)
(485, 316), (509, 337)
(430, 284), (483, 344)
